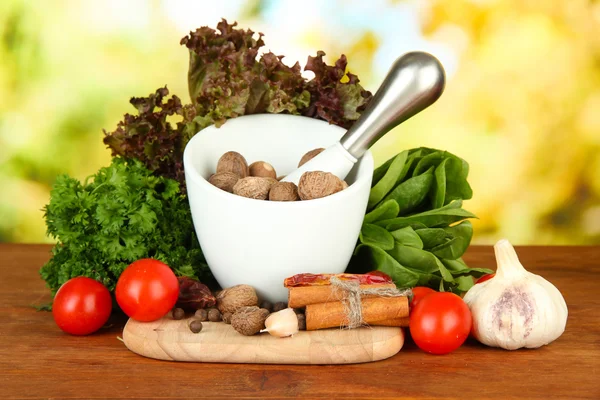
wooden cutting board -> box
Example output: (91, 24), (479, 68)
(123, 317), (404, 364)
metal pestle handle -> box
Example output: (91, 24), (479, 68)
(340, 52), (446, 159)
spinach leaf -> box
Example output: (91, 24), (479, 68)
(412, 151), (445, 177)
(412, 272), (443, 287)
(440, 257), (468, 271)
(364, 199), (399, 224)
(440, 258), (493, 278)
(377, 220), (429, 231)
(383, 166), (434, 215)
(447, 267), (494, 278)
(432, 157), (449, 208)
(371, 155), (395, 187)
(454, 275), (475, 293)
(359, 224), (395, 250)
(386, 243), (442, 274)
(353, 244), (420, 288)
(415, 227), (450, 249)
(381, 206), (477, 230)
(436, 259), (455, 282)
(390, 226), (423, 249)
(441, 156), (473, 204)
(368, 151), (408, 209)
(430, 220), (473, 259)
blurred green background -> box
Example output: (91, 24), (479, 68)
(1, 0), (599, 245)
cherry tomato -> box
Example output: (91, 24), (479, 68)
(476, 273), (496, 284)
(409, 292), (472, 355)
(52, 277), (112, 336)
(116, 259), (179, 322)
(409, 287), (436, 312)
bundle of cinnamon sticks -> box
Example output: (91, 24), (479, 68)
(284, 272), (409, 331)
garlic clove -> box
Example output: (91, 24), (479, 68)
(260, 308), (299, 338)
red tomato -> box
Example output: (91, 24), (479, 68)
(52, 277), (112, 336)
(409, 292), (472, 355)
(476, 273), (496, 284)
(116, 259), (179, 322)
(409, 287), (436, 312)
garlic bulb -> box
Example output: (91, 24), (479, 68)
(463, 239), (568, 350)
(260, 308), (299, 338)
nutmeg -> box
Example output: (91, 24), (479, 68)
(249, 161), (277, 179)
(216, 151), (249, 178)
(268, 182), (299, 201)
(297, 171), (344, 200)
(298, 148), (325, 167)
(233, 177), (277, 200)
(216, 284), (259, 314)
(231, 306), (270, 336)
(208, 172), (240, 193)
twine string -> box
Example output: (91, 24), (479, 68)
(329, 276), (411, 329)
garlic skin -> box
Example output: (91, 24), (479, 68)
(260, 308), (299, 338)
(463, 239), (568, 350)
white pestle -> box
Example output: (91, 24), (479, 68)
(282, 51), (446, 185)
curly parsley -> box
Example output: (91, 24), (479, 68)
(40, 158), (208, 294)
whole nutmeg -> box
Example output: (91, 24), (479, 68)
(342, 181), (349, 189)
(216, 284), (259, 314)
(298, 148), (325, 167)
(216, 151), (249, 178)
(231, 306), (270, 336)
(209, 172), (239, 193)
(233, 177), (276, 200)
(249, 161), (277, 179)
(269, 182), (299, 202)
(297, 171), (344, 200)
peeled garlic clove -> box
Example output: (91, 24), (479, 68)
(260, 308), (299, 338)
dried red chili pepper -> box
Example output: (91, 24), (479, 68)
(176, 277), (216, 310)
(283, 271), (392, 287)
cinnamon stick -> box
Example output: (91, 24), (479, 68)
(305, 296), (409, 330)
(288, 283), (397, 308)
(369, 317), (410, 327)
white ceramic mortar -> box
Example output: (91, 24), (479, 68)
(183, 114), (374, 302)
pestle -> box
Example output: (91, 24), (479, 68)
(282, 51), (446, 185)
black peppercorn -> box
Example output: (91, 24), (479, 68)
(195, 309), (208, 321)
(172, 307), (185, 320)
(189, 319), (203, 333)
(259, 300), (273, 313)
(208, 308), (222, 322)
(297, 313), (306, 330)
(272, 301), (287, 312)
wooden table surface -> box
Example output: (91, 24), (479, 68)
(1, 244), (598, 399)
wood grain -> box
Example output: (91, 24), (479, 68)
(123, 318), (404, 364)
(1, 243), (599, 399)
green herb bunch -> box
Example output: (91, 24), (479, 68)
(40, 158), (208, 294)
(349, 148), (492, 293)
